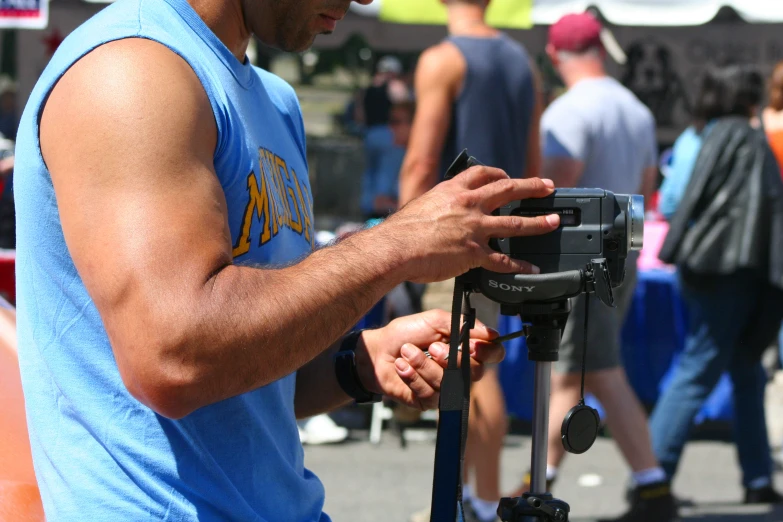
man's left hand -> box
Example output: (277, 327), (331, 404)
(356, 309), (504, 410)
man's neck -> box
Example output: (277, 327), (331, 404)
(561, 63), (607, 89)
(447, 3), (496, 37)
(188, 0), (251, 62)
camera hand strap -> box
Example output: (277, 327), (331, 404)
(579, 295), (589, 406)
(563, 261), (613, 455)
(430, 277), (474, 522)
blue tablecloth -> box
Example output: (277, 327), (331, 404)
(498, 268), (735, 424)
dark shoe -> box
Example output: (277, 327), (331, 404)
(599, 481), (677, 522)
(507, 471), (555, 498)
(745, 485), (783, 504)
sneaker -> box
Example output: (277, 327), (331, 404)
(297, 414), (348, 445)
(599, 481), (677, 522)
(745, 485), (783, 504)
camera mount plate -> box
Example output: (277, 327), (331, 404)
(498, 494), (570, 522)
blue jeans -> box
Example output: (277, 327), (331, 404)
(649, 270), (774, 487)
(360, 125), (405, 218)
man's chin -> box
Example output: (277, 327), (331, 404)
(281, 28), (334, 53)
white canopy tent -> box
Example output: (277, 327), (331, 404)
(350, 0), (783, 25)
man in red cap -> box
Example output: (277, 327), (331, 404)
(529, 11), (675, 522)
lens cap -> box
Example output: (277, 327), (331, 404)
(561, 404), (600, 454)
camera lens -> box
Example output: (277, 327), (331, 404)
(627, 195), (644, 251)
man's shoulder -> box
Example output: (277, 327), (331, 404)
(416, 41), (465, 81)
(422, 40), (463, 61)
(497, 33), (531, 58)
(253, 67), (301, 113)
(252, 66), (306, 150)
(542, 90), (584, 127)
(608, 81), (655, 123)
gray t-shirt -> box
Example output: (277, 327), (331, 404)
(541, 77), (657, 194)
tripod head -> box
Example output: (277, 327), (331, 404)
(498, 493), (569, 522)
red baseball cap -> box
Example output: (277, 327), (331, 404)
(548, 13), (603, 53)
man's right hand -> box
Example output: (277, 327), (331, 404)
(380, 165), (560, 283)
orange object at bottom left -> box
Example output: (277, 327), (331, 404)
(0, 300), (45, 522)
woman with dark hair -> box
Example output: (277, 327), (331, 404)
(762, 61), (783, 173)
(651, 65), (783, 504)
(659, 66), (762, 218)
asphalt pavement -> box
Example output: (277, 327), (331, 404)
(305, 425), (783, 522)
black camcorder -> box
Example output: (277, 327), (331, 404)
(444, 150), (644, 306)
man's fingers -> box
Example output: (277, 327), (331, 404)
(482, 213), (560, 239)
(395, 352), (440, 410)
(475, 177), (555, 212)
(391, 383), (439, 411)
(399, 343), (443, 389)
(472, 341), (505, 365)
(417, 310), (499, 342)
(480, 249), (542, 274)
(427, 342), (488, 381)
(469, 319), (499, 342)
(455, 165), (510, 189)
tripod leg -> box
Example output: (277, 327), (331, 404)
(529, 361), (552, 495)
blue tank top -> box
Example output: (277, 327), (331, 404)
(13, 0), (325, 520)
(441, 34), (535, 178)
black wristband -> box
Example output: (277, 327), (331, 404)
(334, 330), (382, 404)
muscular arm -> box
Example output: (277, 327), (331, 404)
(42, 40), (405, 420)
(43, 39), (558, 420)
(398, 44), (464, 206)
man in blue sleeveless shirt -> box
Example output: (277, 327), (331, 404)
(14, 0), (564, 520)
(398, 2), (541, 521)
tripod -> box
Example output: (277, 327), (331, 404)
(496, 300), (572, 522)
(430, 260), (611, 522)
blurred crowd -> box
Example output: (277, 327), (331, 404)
(312, 6), (783, 522)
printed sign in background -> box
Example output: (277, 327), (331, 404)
(0, 0), (48, 29)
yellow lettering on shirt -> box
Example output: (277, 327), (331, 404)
(232, 170), (271, 257)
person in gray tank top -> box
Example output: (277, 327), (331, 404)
(399, 2), (542, 521)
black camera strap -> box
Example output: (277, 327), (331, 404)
(430, 277), (474, 522)
(579, 295), (589, 405)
